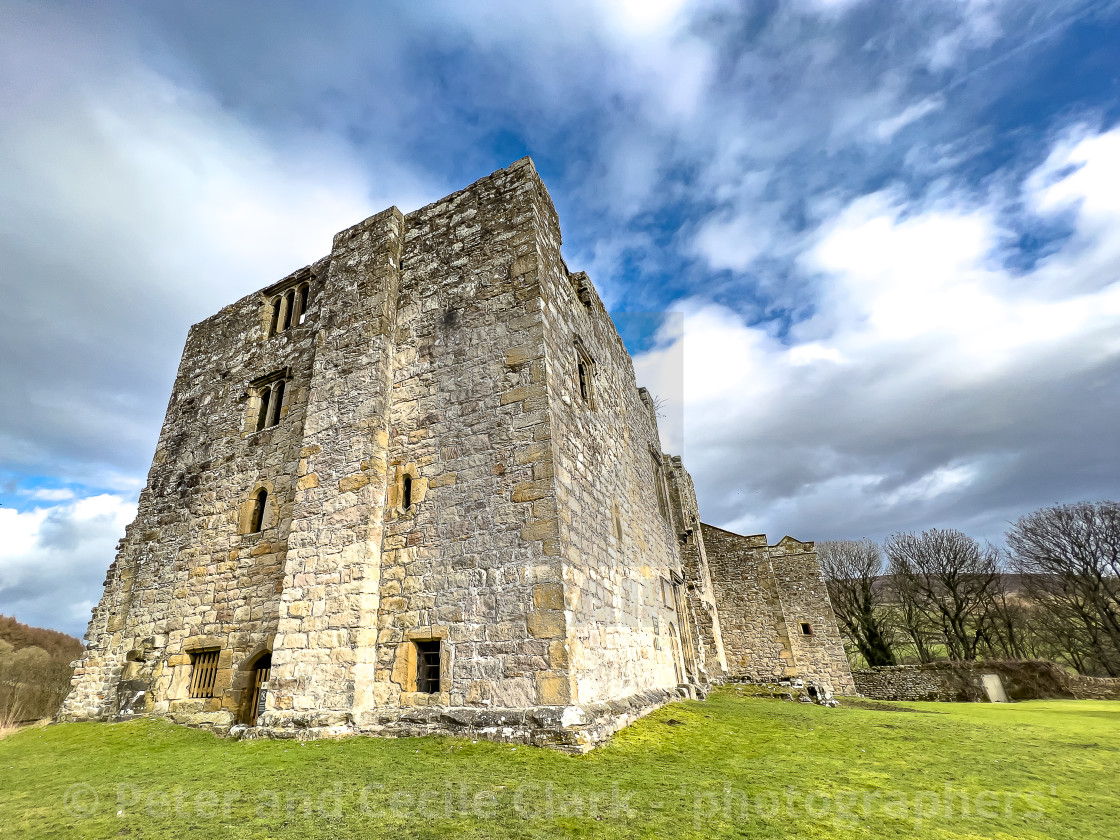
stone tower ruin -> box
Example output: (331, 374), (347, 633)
(60, 159), (853, 749)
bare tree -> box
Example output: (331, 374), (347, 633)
(819, 540), (898, 666)
(981, 580), (1030, 660)
(1007, 501), (1120, 677)
(887, 569), (939, 663)
(884, 528), (1001, 661)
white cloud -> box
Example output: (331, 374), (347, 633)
(0, 494), (136, 636)
(21, 488), (75, 502)
(0, 12), (440, 487)
(635, 123), (1120, 543)
(874, 97), (946, 141)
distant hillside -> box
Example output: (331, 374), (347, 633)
(0, 616), (83, 662)
(0, 615), (82, 723)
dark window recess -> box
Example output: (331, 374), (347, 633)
(256, 386), (272, 432)
(578, 360), (591, 402)
(402, 474), (413, 510)
(249, 488), (267, 533)
(269, 298), (282, 336)
(269, 380), (285, 427)
(415, 640), (441, 694)
(298, 283), (309, 324)
(189, 649), (220, 699)
(651, 453), (669, 522)
(800, 623), (813, 636)
(282, 289), (296, 331)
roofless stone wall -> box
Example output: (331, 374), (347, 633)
(703, 524), (854, 694)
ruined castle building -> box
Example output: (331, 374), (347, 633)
(60, 159), (853, 748)
(702, 525), (855, 693)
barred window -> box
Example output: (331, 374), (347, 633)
(415, 640), (441, 694)
(188, 649), (220, 699)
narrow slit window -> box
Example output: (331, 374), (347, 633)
(402, 474), (413, 511)
(297, 284), (309, 324)
(248, 488), (267, 533)
(651, 453), (669, 522)
(282, 289), (296, 331)
(574, 343), (595, 408)
(256, 386), (272, 432)
(188, 649), (220, 699)
(269, 380), (285, 427)
(269, 297), (282, 337)
(415, 640), (441, 694)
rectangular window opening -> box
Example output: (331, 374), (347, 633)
(415, 640), (441, 694)
(800, 623), (814, 636)
(188, 649), (220, 699)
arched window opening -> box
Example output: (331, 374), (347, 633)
(402, 474), (413, 511)
(256, 386), (272, 432)
(574, 341), (595, 408)
(269, 380), (285, 427)
(269, 297), (282, 337)
(297, 284), (309, 324)
(248, 488), (267, 533)
(282, 289), (296, 331)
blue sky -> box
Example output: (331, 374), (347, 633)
(1, 0), (1119, 635)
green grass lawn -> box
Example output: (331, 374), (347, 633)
(1, 688), (1117, 839)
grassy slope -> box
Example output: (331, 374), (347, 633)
(1, 689), (1116, 839)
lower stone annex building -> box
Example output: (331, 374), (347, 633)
(60, 159), (854, 750)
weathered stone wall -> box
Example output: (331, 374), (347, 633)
(703, 525), (854, 693)
(366, 161), (566, 717)
(536, 184), (690, 706)
(702, 524), (792, 682)
(1069, 675), (1120, 701)
(666, 459), (727, 682)
(852, 665), (955, 701)
(769, 538), (855, 693)
(264, 208), (404, 729)
(60, 255), (325, 726)
(855, 661), (1120, 702)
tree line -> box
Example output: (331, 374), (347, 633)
(819, 500), (1120, 677)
